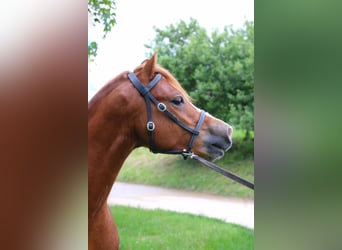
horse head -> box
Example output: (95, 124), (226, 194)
(125, 53), (233, 161)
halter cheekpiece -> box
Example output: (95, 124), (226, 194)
(128, 72), (206, 159)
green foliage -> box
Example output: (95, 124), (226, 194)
(112, 205), (254, 250)
(88, 0), (116, 60)
(88, 41), (98, 62)
(146, 19), (254, 138)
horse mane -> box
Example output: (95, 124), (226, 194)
(88, 71), (129, 115)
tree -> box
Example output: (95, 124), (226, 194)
(88, 0), (116, 61)
(146, 19), (254, 139)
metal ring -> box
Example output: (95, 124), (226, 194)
(157, 103), (167, 112)
(146, 121), (155, 131)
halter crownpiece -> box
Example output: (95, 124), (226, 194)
(128, 72), (206, 158)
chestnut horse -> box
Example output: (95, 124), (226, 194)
(88, 53), (233, 250)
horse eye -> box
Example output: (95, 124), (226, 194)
(171, 96), (184, 106)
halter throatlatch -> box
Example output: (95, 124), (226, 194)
(128, 72), (206, 159)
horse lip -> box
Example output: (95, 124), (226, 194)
(202, 133), (232, 161)
(207, 144), (226, 160)
(210, 138), (232, 152)
(211, 143), (226, 152)
(212, 142), (231, 151)
(207, 145), (225, 162)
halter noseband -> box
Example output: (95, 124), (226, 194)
(128, 72), (206, 158)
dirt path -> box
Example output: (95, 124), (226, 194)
(108, 182), (254, 229)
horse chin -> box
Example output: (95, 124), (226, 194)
(206, 146), (226, 162)
(194, 145), (225, 162)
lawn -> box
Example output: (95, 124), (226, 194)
(112, 205), (254, 250)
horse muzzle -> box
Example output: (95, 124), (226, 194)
(201, 124), (233, 161)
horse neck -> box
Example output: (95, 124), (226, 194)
(88, 90), (136, 218)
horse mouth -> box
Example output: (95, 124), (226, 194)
(198, 130), (232, 162)
(204, 140), (231, 162)
(207, 144), (226, 161)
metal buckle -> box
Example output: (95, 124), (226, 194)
(157, 103), (167, 112)
(146, 121), (155, 131)
(181, 149), (194, 160)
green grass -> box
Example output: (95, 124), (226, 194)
(117, 132), (254, 199)
(112, 205), (254, 250)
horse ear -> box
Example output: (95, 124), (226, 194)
(143, 52), (158, 79)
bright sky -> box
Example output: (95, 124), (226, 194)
(88, 0), (254, 100)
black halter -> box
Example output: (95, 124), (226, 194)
(128, 72), (206, 158)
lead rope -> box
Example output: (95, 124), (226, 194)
(183, 152), (254, 190)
